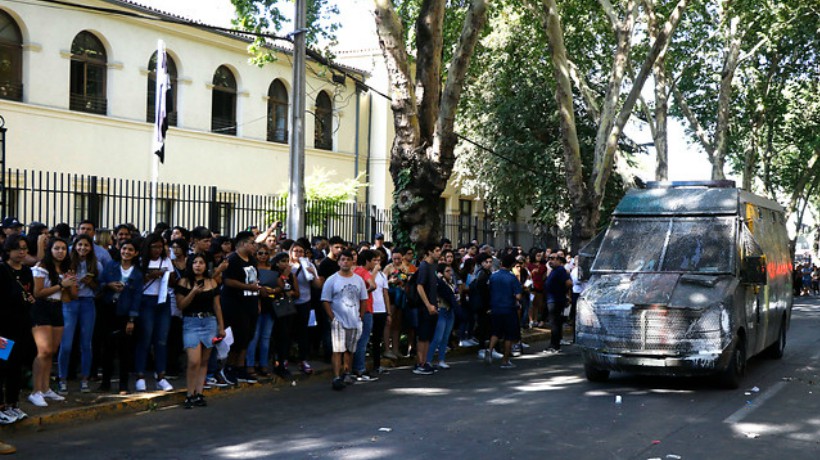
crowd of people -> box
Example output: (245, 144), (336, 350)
(0, 215), (581, 453)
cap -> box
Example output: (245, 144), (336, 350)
(29, 221), (44, 228)
(374, 232), (385, 240)
(1, 217), (23, 229)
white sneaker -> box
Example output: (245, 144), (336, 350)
(492, 350), (504, 360)
(27, 392), (48, 407)
(467, 338), (480, 346)
(459, 340), (476, 347)
(520, 342), (531, 349)
(0, 409), (16, 425)
(436, 361), (451, 369)
(9, 407), (28, 420)
(135, 379), (147, 392)
(156, 378), (174, 392)
(42, 389), (65, 401)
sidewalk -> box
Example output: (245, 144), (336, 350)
(1, 326), (558, 432)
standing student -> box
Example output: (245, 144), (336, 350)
(321, 250), (368, 391)
(544, 253), (572, 353)
(134, 234), (174, 392)
(246, 244), (274, 379)
(0, 235), (35, 424)
(413, 243), (441, 375)
(220, 232), (262, 384)
(57, 234), (101, 394)
(427, 263), (459, 369)
(175, 254), (225, 409)
(99, 240), (143, 394)
(486, 254), (522, 368)
(270, 251), (300, 379)
(29, 238), (76, 406)
(352, 250), (379, 381)
(370, 248), (391, 374)
(289, 240), (321, 375)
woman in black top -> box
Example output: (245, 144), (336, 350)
(0, 235), (35, 423)
(175, 253), (225, 409)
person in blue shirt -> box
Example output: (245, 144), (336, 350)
(485, 253), (522, 368)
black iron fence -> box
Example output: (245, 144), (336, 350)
(1, 168), (517, 247)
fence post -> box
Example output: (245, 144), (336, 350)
(208, 186), (218, 232)
(0, 116), (6, 219)
(88, 175), (100, 226)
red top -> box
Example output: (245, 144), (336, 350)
(353, 266), (374, 313)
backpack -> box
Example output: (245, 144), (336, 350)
(404, 271), (420, 309)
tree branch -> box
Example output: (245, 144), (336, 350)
(568, 59), (601, 124)
(671, 81), (715, 156)
(434, 0), (490, 169)
(597, 0), (620, 30)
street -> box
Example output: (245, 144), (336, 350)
(7, 296), (820, 459)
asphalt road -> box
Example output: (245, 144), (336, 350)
(7, 297), (820, 459)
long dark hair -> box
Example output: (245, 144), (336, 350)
(140, 233), (167, 272)
(70, 234), (99, 277)
(41, 237), (71, 285)
(183, 253), (211, 287)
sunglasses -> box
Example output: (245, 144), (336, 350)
(257, 251), (270, 256)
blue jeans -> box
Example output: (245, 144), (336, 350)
(352, 312), (373, 374)
(134, 295), (171, 375)
(58, 297), (96, 379)
(246, 312), (274, 368)
(427, 307), (455, 363)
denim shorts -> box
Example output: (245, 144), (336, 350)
(182, 316), (217, 349)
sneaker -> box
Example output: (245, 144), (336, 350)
(492, 350), (504, 360)
(218, 369), (236, 386)
(194, 393), (207, 407)
(466, 338), (480, 346)
(543, 347), (561, 354)
(299, 361), (314, 375)
(459, 339), (476, 348)
(203, 378), (214, 390)
(0, 409), (16, 425)
(57, 380), (68, 395)
(256, 367), (272, 377)
(42, 389), (65, 401)
(342, 373), (355, 385)
(274, 367), (293, 381)
(234, 369), (257, 384)
(9, 407), (27, 421)
(560, 339), (573, 346)
(331, 377), (346, 391)
(500, 361), (516, 369)
(80, 380), (91, 393)
(375, 367), (390, 375)
(156, 378), (174, 392)
(183, 396), (194, 410)
(213, 372), (232, 387)
(413, 363), (435, 375)
(483, 349), (492, 365)
(383, 350), (398, 360)
(511, 344), (523, 357)
(135, 379), (147, 392)
(520, 342), (531, 349)
(27, 392), (48, 407)
(436, 361), (451, 370)
(355, 373), (379, 383)
(0, 441), (16, 455)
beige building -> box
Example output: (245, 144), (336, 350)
(0, 0), (520, 246)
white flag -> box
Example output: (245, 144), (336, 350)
(152, 40), (169, 163)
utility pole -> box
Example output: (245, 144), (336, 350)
(286, 0), (307, 239)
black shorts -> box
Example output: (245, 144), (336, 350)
(416, 307), (436, 342)
(490, 311), (521, 341)
(222, 300), (259, 351)
(31, 299), (64, 327)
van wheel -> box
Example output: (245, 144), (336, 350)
(763, 318), (786, 359)
(717, 338), (746, 389)
(584, 361), (610, 382)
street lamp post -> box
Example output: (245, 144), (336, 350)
(286, 0), (307, 239)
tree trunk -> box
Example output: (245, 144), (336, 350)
(374, 0), (489, 249)
(712, 14), (741, 180)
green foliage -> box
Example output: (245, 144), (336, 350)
(269, 168), (367, 229)
(230, 0), (340, 66)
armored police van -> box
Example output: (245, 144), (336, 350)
(576, 181), (793, 388)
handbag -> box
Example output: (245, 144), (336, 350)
(272, 296), (297, 318)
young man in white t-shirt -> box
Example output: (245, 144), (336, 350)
(321, 250), (368, 391)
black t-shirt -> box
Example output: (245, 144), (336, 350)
(220, 253), (258, 310)
(318, 257), (340, 280)
(0, 262), (34, 335)
(417, 260), (438, 306)
(545, 265), (571, 304)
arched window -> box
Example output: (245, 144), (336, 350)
(314, 91), (332, 150)
(267, 79), (288, 143)
(147, 51), (178, 126)
(0, 10), (23, 101)
(211, 65), (236, 135)
(69, 31), (107, 114)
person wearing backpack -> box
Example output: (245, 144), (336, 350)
(472, 253), (496, 360)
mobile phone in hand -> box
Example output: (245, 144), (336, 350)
(196, 279), (205, 287)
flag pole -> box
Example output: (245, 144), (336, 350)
(151, 39), (169, 234)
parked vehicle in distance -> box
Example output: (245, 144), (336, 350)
(575, 181), (793, 388)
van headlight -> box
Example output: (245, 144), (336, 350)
(577, 298), (600, 330)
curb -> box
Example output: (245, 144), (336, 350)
(2, 328), (554, 431)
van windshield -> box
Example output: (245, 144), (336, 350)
(592, 217), (736, 273)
